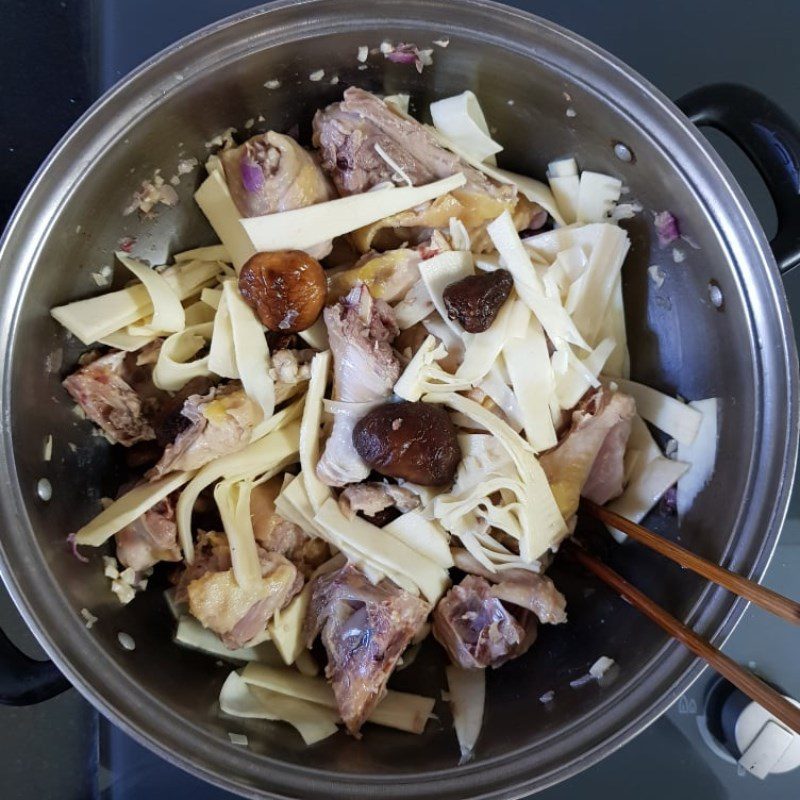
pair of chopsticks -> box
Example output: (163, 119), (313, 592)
(571, 499), (800, 735)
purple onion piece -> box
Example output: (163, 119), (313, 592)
(118, 236), (136, 253)
(386, 49), (419, 64)
(384, 42), (433, 73)
(654, 210), (680, 247)
(240, 156), (265, 194)
(569, 673), (595, 689)
(66, 533), (89, 564)
(660, 484), (678, 515)
(529, 208), (549, 231)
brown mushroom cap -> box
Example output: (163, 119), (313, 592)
(353, 401), (461, 486)
(238, 250), (327, 333)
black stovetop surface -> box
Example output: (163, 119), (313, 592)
(2, 2), (800, 799)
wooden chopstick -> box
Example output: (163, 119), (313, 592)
(564, 540), (800, 735)
(581, 499), (800, 626)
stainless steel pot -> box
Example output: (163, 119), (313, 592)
(0, 1), (797, 797)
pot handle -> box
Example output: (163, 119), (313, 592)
(0, 627), (70, 705)
(677, 83), (800, 274)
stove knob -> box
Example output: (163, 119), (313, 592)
(698, 675), (800, 779)
(733, 695), (800, 779)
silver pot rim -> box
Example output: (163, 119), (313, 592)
(0, 1), (796, 797)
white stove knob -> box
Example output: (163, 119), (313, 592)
(735, 696), (800, 779)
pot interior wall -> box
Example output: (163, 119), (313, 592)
(1, 6), (780, 793)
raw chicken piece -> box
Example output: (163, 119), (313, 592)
(312, 88), (535, 252)
(489, 580), (566, 625)
(115, 494), (180, 572)
(174, 531), (231, 603)
(149, 376), (216, 448)
(316, 285), (400, 486)
(147, 383), (262, 479)
(188, 551), (302, 649)
(338, 482), (420, 520)
(220, 131), (334, 218)
(305, 564), (430, 735)
(261, 519), (329, 578)
(65, 346), (221, 456)
(353, 191), (535, 254)
(450, 549), (567, 625)
(540, 387), (636, 518)
(313, 88), (503, 198)
(433, 575), (537, 669)
(581, 404), (634, 504)
(249, 476), (330, 578)
(325, 285), (400, 402)
(63, 350), (155, 446)
(314, 404), (369, 487)
(327, 249), (421, 303)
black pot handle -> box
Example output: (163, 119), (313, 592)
(677, 83), (800, 274)
(0, 627), (70, 705)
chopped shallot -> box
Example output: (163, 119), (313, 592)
(654, 210), (680, 247)
(103, 556), (119, 579)
(91, 265), (114, 287)
(67, 533), (89, 563)
(383, 42), (434, 73)
(45, 348), (63, 373)
(611, 201), (642, 221)
(177, 157), (198, 175)
(80, 608), (98, 628)
(570, 656), (617, 688)
(569, 673), (595, 689)
(589, 656), (615, 679)
(124, 170), (179, 216)
(648, 265), (665, 288)
(111, 581), (136, 605)
(204, 127), (237, 150)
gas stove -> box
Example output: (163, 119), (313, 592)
(1, 1), (799, 798)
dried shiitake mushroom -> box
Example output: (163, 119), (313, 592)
(238, 250), (326, 333)
(353, 401), (461, 486)
(442, 268), (514, 333)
